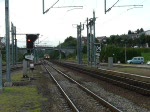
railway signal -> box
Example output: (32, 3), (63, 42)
(95, 43), (101, 53)
(26, 34), (39, 53)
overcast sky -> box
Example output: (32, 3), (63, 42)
(0, 0), (149, 47)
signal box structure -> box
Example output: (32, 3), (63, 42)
(26, 34), (39, 53)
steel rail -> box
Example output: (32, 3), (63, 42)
(42, 62), (79, 112)
(47, 62), (122, 112)
(54, 61), (150, 96)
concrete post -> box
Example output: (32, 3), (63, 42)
(23, 59), (28, 78)
(108, 57), (113, 68)
(5, 0), (11, 83)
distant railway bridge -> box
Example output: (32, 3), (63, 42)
(18, 46), (76, 56)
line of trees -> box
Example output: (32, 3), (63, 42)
(105, 34), (150, 48)
(128, 28), (144, 34)
(54, 28), (150, 63)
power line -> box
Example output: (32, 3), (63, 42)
(105, 0), (143, 14)
(53, 6), (83, 8)
(101, 6), (137, 25)
(114, 5), (143, 7)
(67, 7), (83, 12)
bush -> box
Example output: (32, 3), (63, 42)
(100, 45), (144, 63)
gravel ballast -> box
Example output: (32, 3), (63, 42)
(54, 63), (150, 112)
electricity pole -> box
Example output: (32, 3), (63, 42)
(11, 22), (15, 66)
(87, 18), (90, 65)
(5, 0), (11, 85)
(14, 26), (17, 65)
(87, 11), (96, 66)
(77, 22), (84, 64)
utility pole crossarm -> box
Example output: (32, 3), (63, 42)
(105, 0), (120, 13)
(42, 0), (83, 14)
(104, 0), (143, 14)
(43, 0), (59, 14)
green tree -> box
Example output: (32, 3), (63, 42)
(61, 36), (77, 48)
(136, 29), (140, 34)
(1, 47), (6, 62)
(146, 35), (150, 47)
(82, 45), (87, 54)
(128, 30), (132, 34)
(140, 28), (144, 33)
(139, 34), (146, 47)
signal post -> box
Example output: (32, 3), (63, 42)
(23, 34), (39, 78)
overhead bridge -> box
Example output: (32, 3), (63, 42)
(18, 47), (76, 56)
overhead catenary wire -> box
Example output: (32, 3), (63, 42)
(53, 6), (83, 8)
(67, 7), (83, 12)
(43, 0), (83, 14)
(103, 0), (144, 24)
(114, 5), (143, 7)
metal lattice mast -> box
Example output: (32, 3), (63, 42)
(77, 25), (80, 64)
(14, 26), (17, 65)
(77, 23), (83, 64)
(79, 22), (83, 64)
(93, 11), (96, 66)
(89, 20), (92, 66)
(15, 39), (18, 64)
(87, 11), (96, 66)
(11, 22), (14, 66)
(87, 18), (90, 65)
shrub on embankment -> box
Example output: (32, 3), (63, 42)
(100, 45), (150, 63)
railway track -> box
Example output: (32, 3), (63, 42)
(2, 62), (41, 73)
(2, 65), (22, 73)
(53, 61), (150, 96)
(42, 61), (122, 112)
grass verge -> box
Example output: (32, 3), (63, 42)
(0, 87), (46, 112)
(113, 67), (150, 77)
(0, 69), (47, 112)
